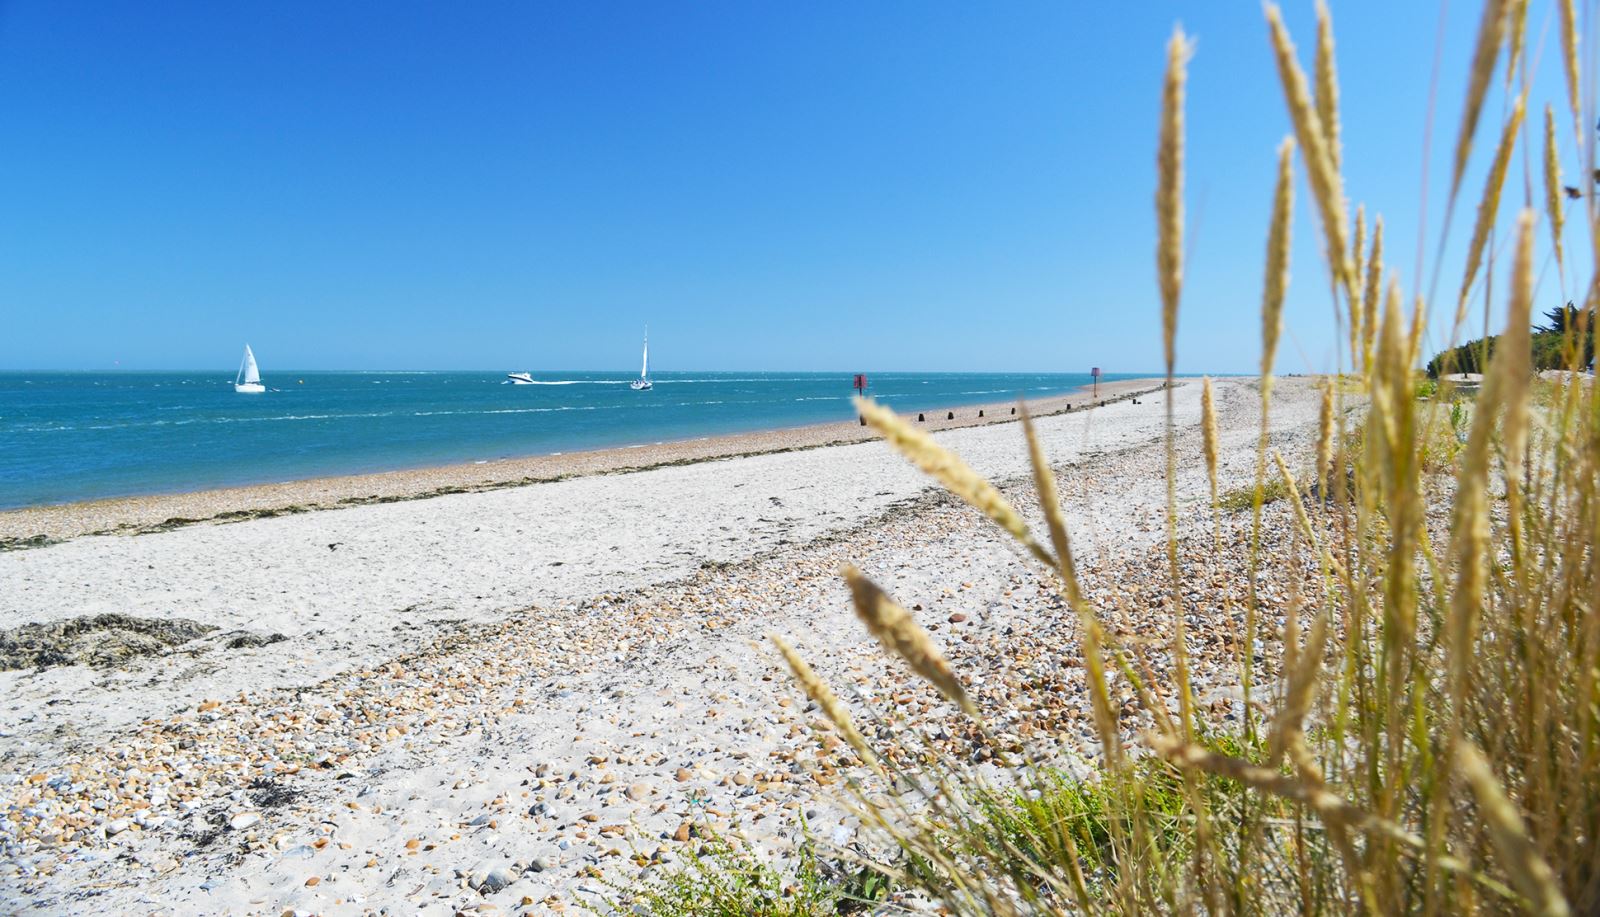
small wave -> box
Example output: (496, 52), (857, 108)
(210, 412), (399, 424)
(505, 379), (631, 385)
(482, 406), (606, 414)
(652, 377), (818, 384)
(58, 410), (414, 431)
(412, 405), (619, 417)
(505, 376), (839, 385)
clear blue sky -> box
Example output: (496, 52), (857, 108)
(0, 2), (1579, 372)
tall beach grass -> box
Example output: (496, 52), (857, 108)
(628, 2), (1600, 913)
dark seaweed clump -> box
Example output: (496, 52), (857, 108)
(0, 613), (217, 671)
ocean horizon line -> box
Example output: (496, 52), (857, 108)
(0, 367), (1209, 376)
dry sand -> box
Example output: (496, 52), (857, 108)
(0, 376), (1331, 915)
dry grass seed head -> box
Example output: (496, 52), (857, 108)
(769, 634), (879, 769)
(1265, 4), (1352, 297)
(843, 565), (977, 716)
(1456, 742), (1572, 916)
(1201, 377), (1220, 500)
(1270, 595), (1331, 766)
(1352, 205), (1366, 290)
(1406, 295), (1428, 375)
(1351, 205), (1366, 367)
(1273, 450), (1324, 559)
(1262, 136), (1296, 381)
(1370, 277), (1408, 479)
(1456, 97), (1525, 333)
(854, 396), (1054, 568)
(1543, 105), (1565, 268)
(1317, 382), (1334, 486)
(1314, 0), (1342, 173)
(1505, 0), (1529, 88)
(1500, 210), (1535, 483)
(1362, 216), (1384, 377)
(1451, 0), (1510, 197)
(1559, 0), (1581, 127)
(1020, 403), (1086, 609)
(1158, 27), (1190, 374)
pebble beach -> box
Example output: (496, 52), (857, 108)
(0, 376), (1330, 915)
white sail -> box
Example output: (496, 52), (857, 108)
(630, 327), (653, 390)
(240, 345), (261, 385)
(235, 344), (265, 392)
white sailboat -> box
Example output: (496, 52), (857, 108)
(630, 327), (652, 391)
(234, 344), (266, 393)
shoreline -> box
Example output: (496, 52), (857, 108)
(0, 376), (1166, 546)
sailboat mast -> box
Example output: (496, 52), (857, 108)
(641, 328), (649, 379)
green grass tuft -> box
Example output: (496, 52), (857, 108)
(598, 829), (888, 917)
(1216, 475), (1292, 513)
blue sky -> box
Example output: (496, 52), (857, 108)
(0, 2), (1580, 372)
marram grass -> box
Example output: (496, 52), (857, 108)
(842, 565), (977, 717)
(627, 2), (1600, 914)
(1543, 105), (1565, 271)
(1360, 215), (1382, 376)
(1453, 0), (1510, 199)
(770, 634), (880, 770)
(1157, 27), (1189, 377)
(1266, 3), (1352, 301)
(1455, 96), (1524, 340)
(1200, 377), (1220, 504)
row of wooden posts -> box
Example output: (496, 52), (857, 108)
(857, 399), (1120, 426)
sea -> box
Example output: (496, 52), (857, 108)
(0, 370), (1141, 509)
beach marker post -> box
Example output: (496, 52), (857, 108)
(1091, 366), (1101, 399)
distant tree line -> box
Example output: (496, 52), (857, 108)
(1425, 304), (1596, 377)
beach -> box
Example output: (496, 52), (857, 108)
(0, 375), (1328, 914)
(0, 377), (1159, 547)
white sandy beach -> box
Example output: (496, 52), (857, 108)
(0, 377), (1329, 914)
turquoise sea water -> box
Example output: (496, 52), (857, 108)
(0, 370), (1142, 509)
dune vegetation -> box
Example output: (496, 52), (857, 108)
(620, 1), (1600, 913)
